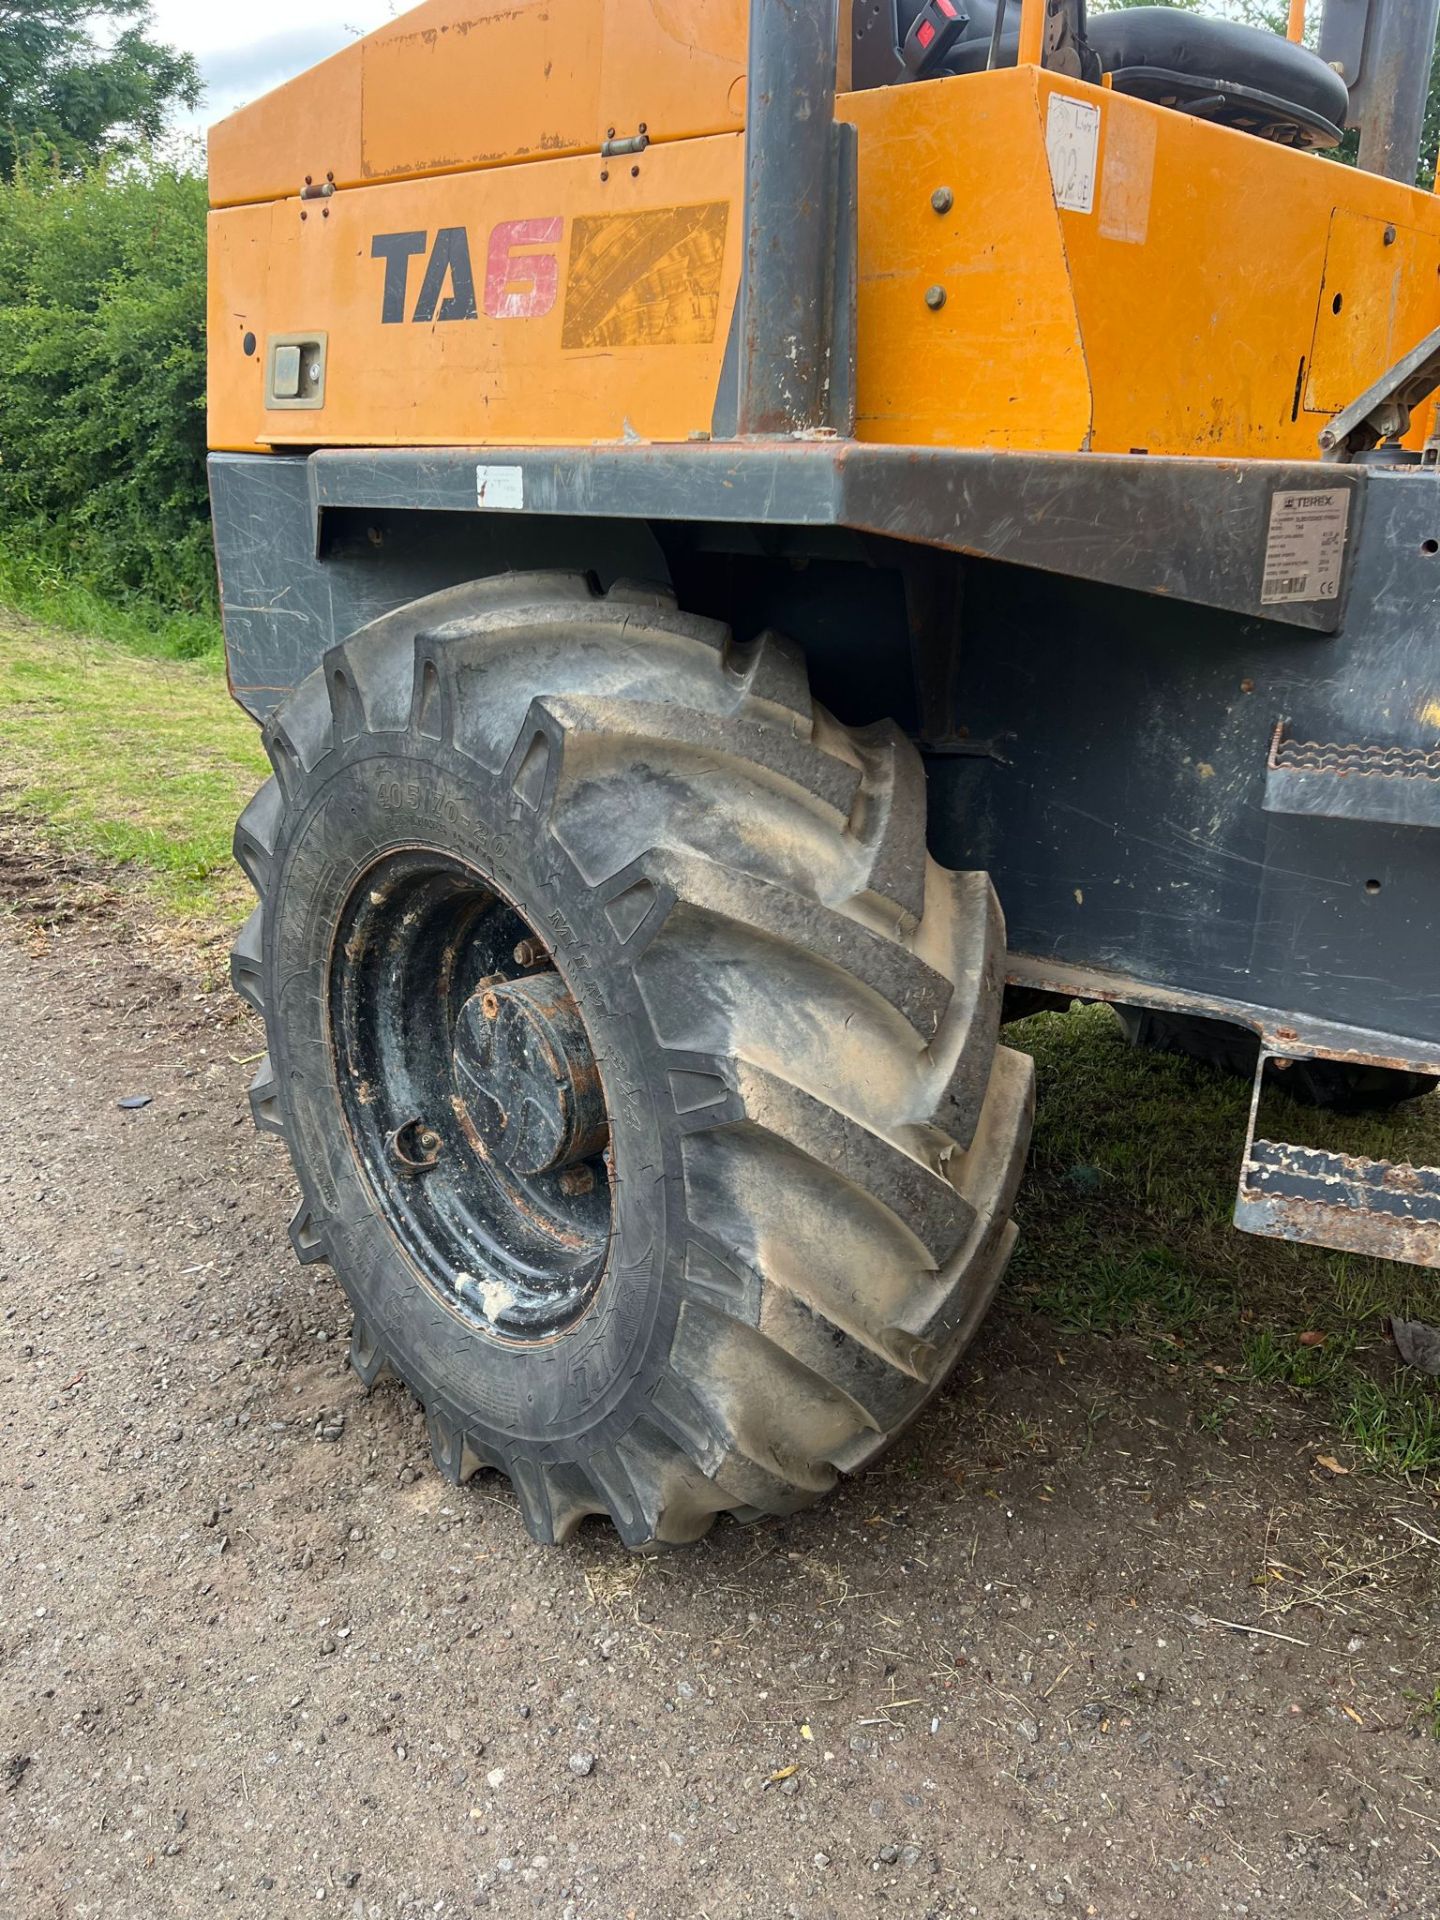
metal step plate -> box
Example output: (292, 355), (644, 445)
(1236, 1137), (1440, 1267)
(1265, 731), (1440, 831)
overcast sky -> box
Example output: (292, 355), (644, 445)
(147, 2), (400, 129)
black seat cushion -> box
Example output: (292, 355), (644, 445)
(1086, 8), (1349, 139)
(890, 3), (1348, 147)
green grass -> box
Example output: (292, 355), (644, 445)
(0, 607), (266, 918)
(0, 541), (221, 664)
(1005, 1004), (1440, 1483)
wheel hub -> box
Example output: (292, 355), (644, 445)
(453, 969), (610, 1178)
(330, 852), (613, 1340)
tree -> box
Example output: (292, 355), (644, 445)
(0, 1), (200, 181)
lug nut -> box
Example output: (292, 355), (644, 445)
(558, 1165), (596, 1198)
(513, 939), (545, 968)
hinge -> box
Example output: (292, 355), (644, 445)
(601, 128), (650, 158)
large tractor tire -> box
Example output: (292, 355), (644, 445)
(232, 574), (1033, 1548)
(1113, 1006), (1438, 1113)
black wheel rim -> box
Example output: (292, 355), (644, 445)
(329, 850), (612, 1339)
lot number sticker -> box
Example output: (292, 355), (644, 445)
(1047, 96), (1101, 214)
(1261, 489), (1351, 604)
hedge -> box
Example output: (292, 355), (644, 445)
(0, 158), (213, 625)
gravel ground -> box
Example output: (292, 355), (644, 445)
(1, 893), (1438, 1920)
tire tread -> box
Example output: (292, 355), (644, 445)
(232, 574), (1033, 1548)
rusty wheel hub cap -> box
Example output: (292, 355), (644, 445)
(453, 971), (609, 1179)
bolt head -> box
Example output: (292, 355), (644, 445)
(931, 186), (954, 215)
(925, 285), (947, 312)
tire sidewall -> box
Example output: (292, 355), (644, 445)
(264, 726), (682, 1454)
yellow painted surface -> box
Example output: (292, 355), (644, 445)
(844, 73), (1094, 451)
(845, 68), (1440, 457)
(1305, 209), (1440, 413)
(358, 0), (602, 184)
(208, 7), (1440, 461)
(209, 137), (745, 451)
(209, 0), (748, 210)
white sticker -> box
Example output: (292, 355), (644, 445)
(476, 464), (525, 511)
(1261, 489), (1351, 605)
(1046, 95), (1101, 215)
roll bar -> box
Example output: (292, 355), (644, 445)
(1320, 0), (1440, 184)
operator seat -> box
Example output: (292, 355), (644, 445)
(870, 3), (1349, 150)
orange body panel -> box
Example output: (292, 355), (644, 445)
(845, 72), (1095, 452)
(210, 137), (745, 451)
(207, 5), (1440, 462)
(208, 0), (749, 209)
(846, 68), (1440, 457)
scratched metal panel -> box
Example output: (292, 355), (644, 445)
(930, 466), (1440, 1052)
(305, 444), (847, 527)
(210, 453), (669, 720)
(303, 443), (1363, 631)
(837, 447), (1360, 635)
(211, 456), (337, 715)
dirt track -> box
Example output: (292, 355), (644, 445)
(2, 904), (1438, 1919)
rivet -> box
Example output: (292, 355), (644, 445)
(925, 285), (947, 311)
(931, 186), (954, 215)
(1384, 224), (1397, 246)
